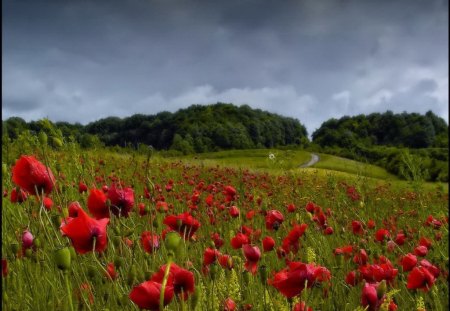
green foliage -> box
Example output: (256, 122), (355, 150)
(4, 103), (309, 153)
(312, 110), (448, 149)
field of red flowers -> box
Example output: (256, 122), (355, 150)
(2, 142), (448, 310)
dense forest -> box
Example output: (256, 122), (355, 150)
(2, 103), (309, 153)
(311, 111), (448, 182)
(2, 104), (448, 181)
(312, 110), (448, 148)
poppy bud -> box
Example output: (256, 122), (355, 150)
(38, 131), (48, 145)
(164, 232), (182, 254)
(33, 237), (42, 248)
(22, 230), (34, 250)
(52, 137), (63, 148)
(25, 248), (33, 258)
(62, 207), (69, 218)
(54, 247), (71, 271)
(377, 280), (386, 299)
(69, 246), (76, 260)
(2, 163), (7, 176)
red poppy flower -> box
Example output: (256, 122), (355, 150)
(79, 182), (88, 193)
(106, 262), (117, 280)
(223, 298), (236, 311)
(269, 261), (331, 298)
(151, 263), (195, 300)
(223, 185), (237, 202)
(141, 231), (160, 254)
(219, 254), (233, 270)
(394, 233), (406, 245)
(205, 194), (214, 207)
(67, 201), (81, 217)
(229, 206), (240, 218)
(262, 236), (275, 252)
(400, 253), (417, 272)
(60, 208), (109, 254)
(87, 189), (109, 219)
(2, 259), (7, 277)
(375, 229), (390, 242)
(414, 245), (428, 257)
(12, 155), (56, 195)
(353, 249), (368, 266)
(359, 262), (398, 284)
(407, 266), (436, 291)
(211, 232), (224, 249)
(265, 210), (284, 230)
(163, 212), (200, 239)
(107, 184), (134, 217)
(418, 237), (432, 249)
(43, 196), (53, 210)
(419, 259), (440, 277)
(305, 202), (316, 213)
(282, 224), (308, 254)
(231, 232), (250, 249)
(129, 280), (174, 310)
(287, 203), (296, 213)
(351, 220), (364, 235)
(10, 188), (28, 203)
(334, 245), (353, 258)
(345, 271), (358, 286)
(243, 244), (261, 274)
(361, 282), (381, 311)
(323, 226), (334, 235)
(367, 219), (376, 229)
(203, 247), (220, 266)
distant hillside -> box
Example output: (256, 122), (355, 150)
(311, 111), (448, 182)
(3, 103), (309, 153)
(312, 110), (448, 148)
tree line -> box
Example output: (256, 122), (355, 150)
(2, 104), (448, 181)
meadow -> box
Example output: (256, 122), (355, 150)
(2, 137), (448, 310)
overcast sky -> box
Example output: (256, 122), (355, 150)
(2, 0), (448, 136)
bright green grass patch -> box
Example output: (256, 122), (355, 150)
(183, 149), (312, 171)
(311, 153), (398, 180)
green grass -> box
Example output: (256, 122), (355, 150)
(182, 149), (311, 171)
(311, 153), (398, 180)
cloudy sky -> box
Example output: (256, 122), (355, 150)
(3, 0), (448, 136)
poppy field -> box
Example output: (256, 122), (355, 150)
(1, 139), (449, 311)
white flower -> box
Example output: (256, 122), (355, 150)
(269, 153), (276, 160)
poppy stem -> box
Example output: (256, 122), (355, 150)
(64, 271), (75, 311)
(160, 254), (173, 311)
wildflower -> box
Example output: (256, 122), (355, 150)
(151, 263), (195, 300)
(164, 212), (200, 239)
(12, 155), (56, 195)
(243, 244), (261, 274)
(107, 184), (135, 217)
(407, 266), (436, 291)
(265, 210), (284, 230)
(129, 280), (174, 310)
(10, 188), (28, 203)
(231, 232), (249, 249)
(262, 236), (275, 252)
(140, 231), (160, 254)
(60, 208), (109, 254)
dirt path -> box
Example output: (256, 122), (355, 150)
(300, 153), (319, 168)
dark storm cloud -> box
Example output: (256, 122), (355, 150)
(2, 0), (448, 135)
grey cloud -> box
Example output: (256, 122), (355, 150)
(2, 0), (448, 136)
